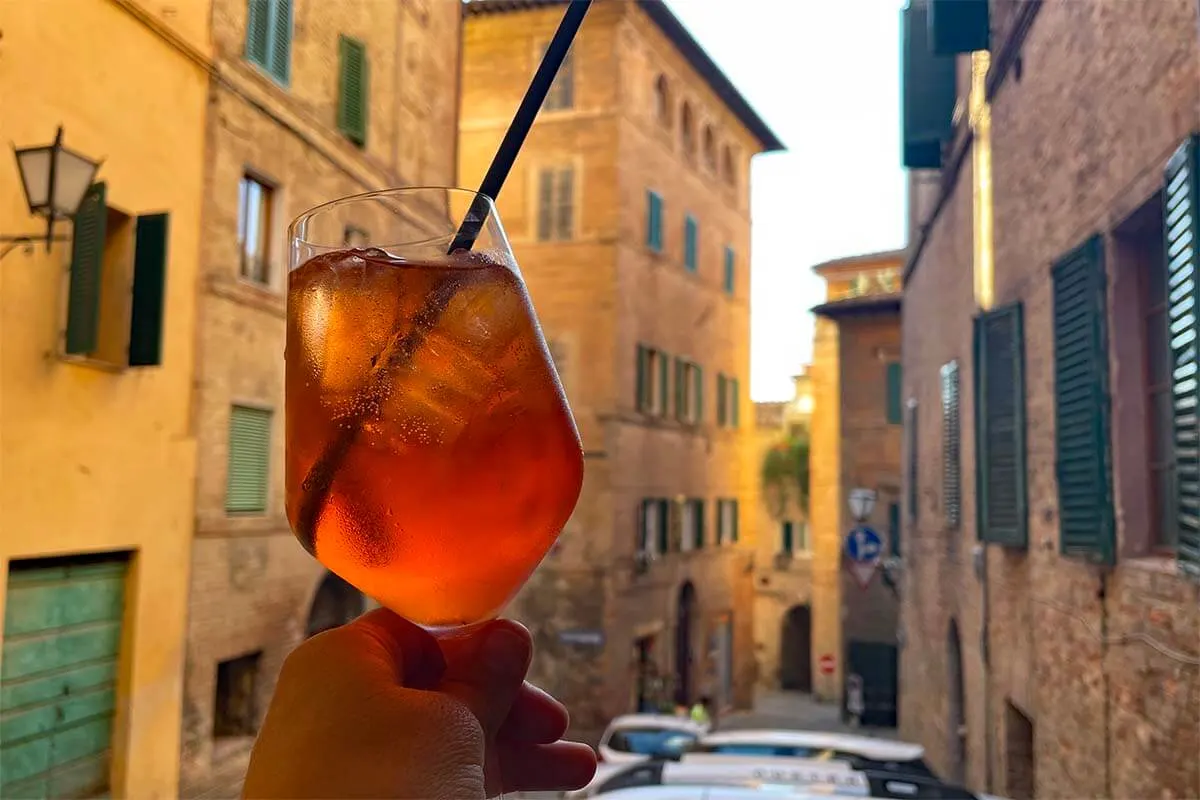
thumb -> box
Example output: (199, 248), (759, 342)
(438, 620), (532, 738)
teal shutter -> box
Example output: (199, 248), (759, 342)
(635, 345), (647, 410)
(128, 213), (169, 367)
(731, 500), (740, 543)
(694, 500), (705, 549)
(975, 304), (1028, 547)
(268, 0), (292, 84)
(65, 183), (106, 356)
(716, 373), (727, 425)
(888, 501), (901, 556)
(929, 0), (990, 55)
(674, 358), (685, 420)
(656, 499), (670, 554)
(901, 0), (956, 169)
(646, 191), (663, 251)
(684, 215), (698, 272)
(731, 378), (741, 427)
(1, 555), (127, 799)
(694, 364), (704, 423)
(244, 0), (270, 67)
(723, 246), (735, 294)
(781, 521), (794, 554)
(657, 350), (669, 415)
(1052, 237), (1114, 563)
(1164, 136), (1200, 577)
(337, 36), (368, 146)
(226, 405), (272, 513)
(941, 361), (961, 528)
(886, 362), (903, 424)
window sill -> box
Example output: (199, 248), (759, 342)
(1123, 554), (1180, 576)
(57, 353), (127, 374)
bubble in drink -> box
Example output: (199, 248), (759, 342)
(285, 248), (583, 628)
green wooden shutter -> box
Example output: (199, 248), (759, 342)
(694, 500), (705, 549)
(127, 213), (169, 367)
(65, 183), (106, 356)
(941, 361), (961, 528)
(635, 345), (647, 411)
(901, 0), (956, 169)
(657, 350), (669, 415)
(244, 0), (270, 68)
(674, 358), (685, 420)
(555, 167), (575, 240)
(1164, 135), (1200, 577)
(684, 215), (698, 272)
(886, 362), (903, 424)
(723, 246), (735, 294)
(1052, 237), (1114, 563)
(731, 499), (740, 543)
(716, 373), (726, 425)
(781, 521), (794, 554)
(337, 36), (368, 146)
(537, 170), (555, 242)
(929, 0), (990, 55)
(693, 364), (704, 423)
(731, 378), (740, 427)
(656, 499), (670, 554)
(226, 405), (272, 513)
(1, 555), (127, 799)
(646, 191), (663, 251)
(888, 501), (901, 557)
(268, 0), (292, 84)
(975, 303), (1028, 547)
(907, 400), (919, 522)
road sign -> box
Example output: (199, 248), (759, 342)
(844, 526), (883, 589)
(818, 653), (836, 675)
(558, 629), (605, 648)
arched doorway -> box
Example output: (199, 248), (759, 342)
(947, 619), (967, 785)
(305, 572), (366, 638)
(674, 582), (697, 705)
(780, 605), (813, 692)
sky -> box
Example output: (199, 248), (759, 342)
(662, 0), (909, 401)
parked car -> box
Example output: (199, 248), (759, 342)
(682, 729), (934, 778)
(598, 714), (709, 765)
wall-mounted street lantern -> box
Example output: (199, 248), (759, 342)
(2, 127), (101, 260)
(848, 488), (877, 523)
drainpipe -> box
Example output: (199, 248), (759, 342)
(978, 544), (992, 794)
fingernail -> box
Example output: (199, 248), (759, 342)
(481, 625), (530, 680)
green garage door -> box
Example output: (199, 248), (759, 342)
(0, 555), (127, 799)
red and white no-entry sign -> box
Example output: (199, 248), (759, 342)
(818, 654), (836, 675)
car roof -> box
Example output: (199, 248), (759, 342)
(699, 730), (925, 761)
(663, 759), (865, 789)
(595, 788), (850, 800)
(608, 714), (707, 733)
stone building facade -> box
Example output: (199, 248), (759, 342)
(181, 0), (460, 784)
(899, 1), (1200, 797)
(460, 0), (783, 742)
(753, 371), (816, 693)
(807, 251), (905, 723)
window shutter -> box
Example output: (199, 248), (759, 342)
(888, 501), (901, 556)
(555, 47), (574, 109)
(929, 0), (990, 55)
(731, 500), (740, 543)
(337, 36), (368, 146)
(645, 191), (655, 248)
(975, 304), (1028, 547)
(537, 170), (555, 242)
(245, 0), (270, 67)
(1052, 237), (1114, 563)
(886, 362), (903, 424)
(556, 167), (574, 240)
(128, 213), (170, 367)
(657, 350), (669, 415)
(781, 521), (793, 554)
(226, 405), (272, 514)
(716, 373), (727, 424)
(731, 378), (740, 427)
(694, 500), (705, 549)
(269, 0), (293, 84)
(684, 215), (698, 272)
(65, 183), (107, 356)
(656, 499), (670, 554)
(674, 358), (685, 420)
(646, 191), (663, 251)
(941, 361), (961, 528)
(724, 246), (735, 294)
(901, 0), (956, 169)
(1164, 136), (1200, 577)
(635, 344), (647, 411)
(693, 364), (704, 423)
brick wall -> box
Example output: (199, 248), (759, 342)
(901, 2), (1200, 797)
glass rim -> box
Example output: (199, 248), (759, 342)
(288, 185), (495, 243)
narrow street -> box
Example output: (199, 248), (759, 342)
(718, 690), (897, 739)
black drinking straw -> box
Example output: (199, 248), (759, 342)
(448, 0), (593, 253)
(294, 0), (594, 554)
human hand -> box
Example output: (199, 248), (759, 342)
(243, 609), (597, 799)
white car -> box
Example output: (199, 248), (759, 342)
(684, 730), (933, 778)
(598, 714), (709, 766)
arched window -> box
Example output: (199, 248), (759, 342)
(702, 126), (716, 170)
(681, 102), (695, 156)
(654, 74), (671, 127)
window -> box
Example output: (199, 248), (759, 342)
(636, 345), (669, 416)
(780, 521), (794, 555)
(886, 362), (903, 424)
(639, 498), (670, 556)
(537, 166), (575, 241)
(64, 182), (170, 368)
(684, 215), (698, 272)
(941, 361), (961, 529)
(214, 652), (262, 737)
(227, 405), (272, 514)
(906, 399), (919, 522)
(975, 304), (1028, 546)
(654, 75), (671, 127)
(888, 502), (901, 557)
(1052, 236), (1115, 564)
(717, 499), (739, 545)
(245, 0), (293, 85)
(685, 499), (705, 549)
(722, 145), (736, 187)
(673, 358), (704, 424)
(723, 246), (736, 294)
(238, 175), (273, 285)
(337, 36), (369, 146)
(1163, 136), (1200, 574)
(646, 190), (664, 251)
(716, 373), (740, 427)
(681, 102), (695, 157)
(539, 41), (574, 111)
(703, 126), (716, 170)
